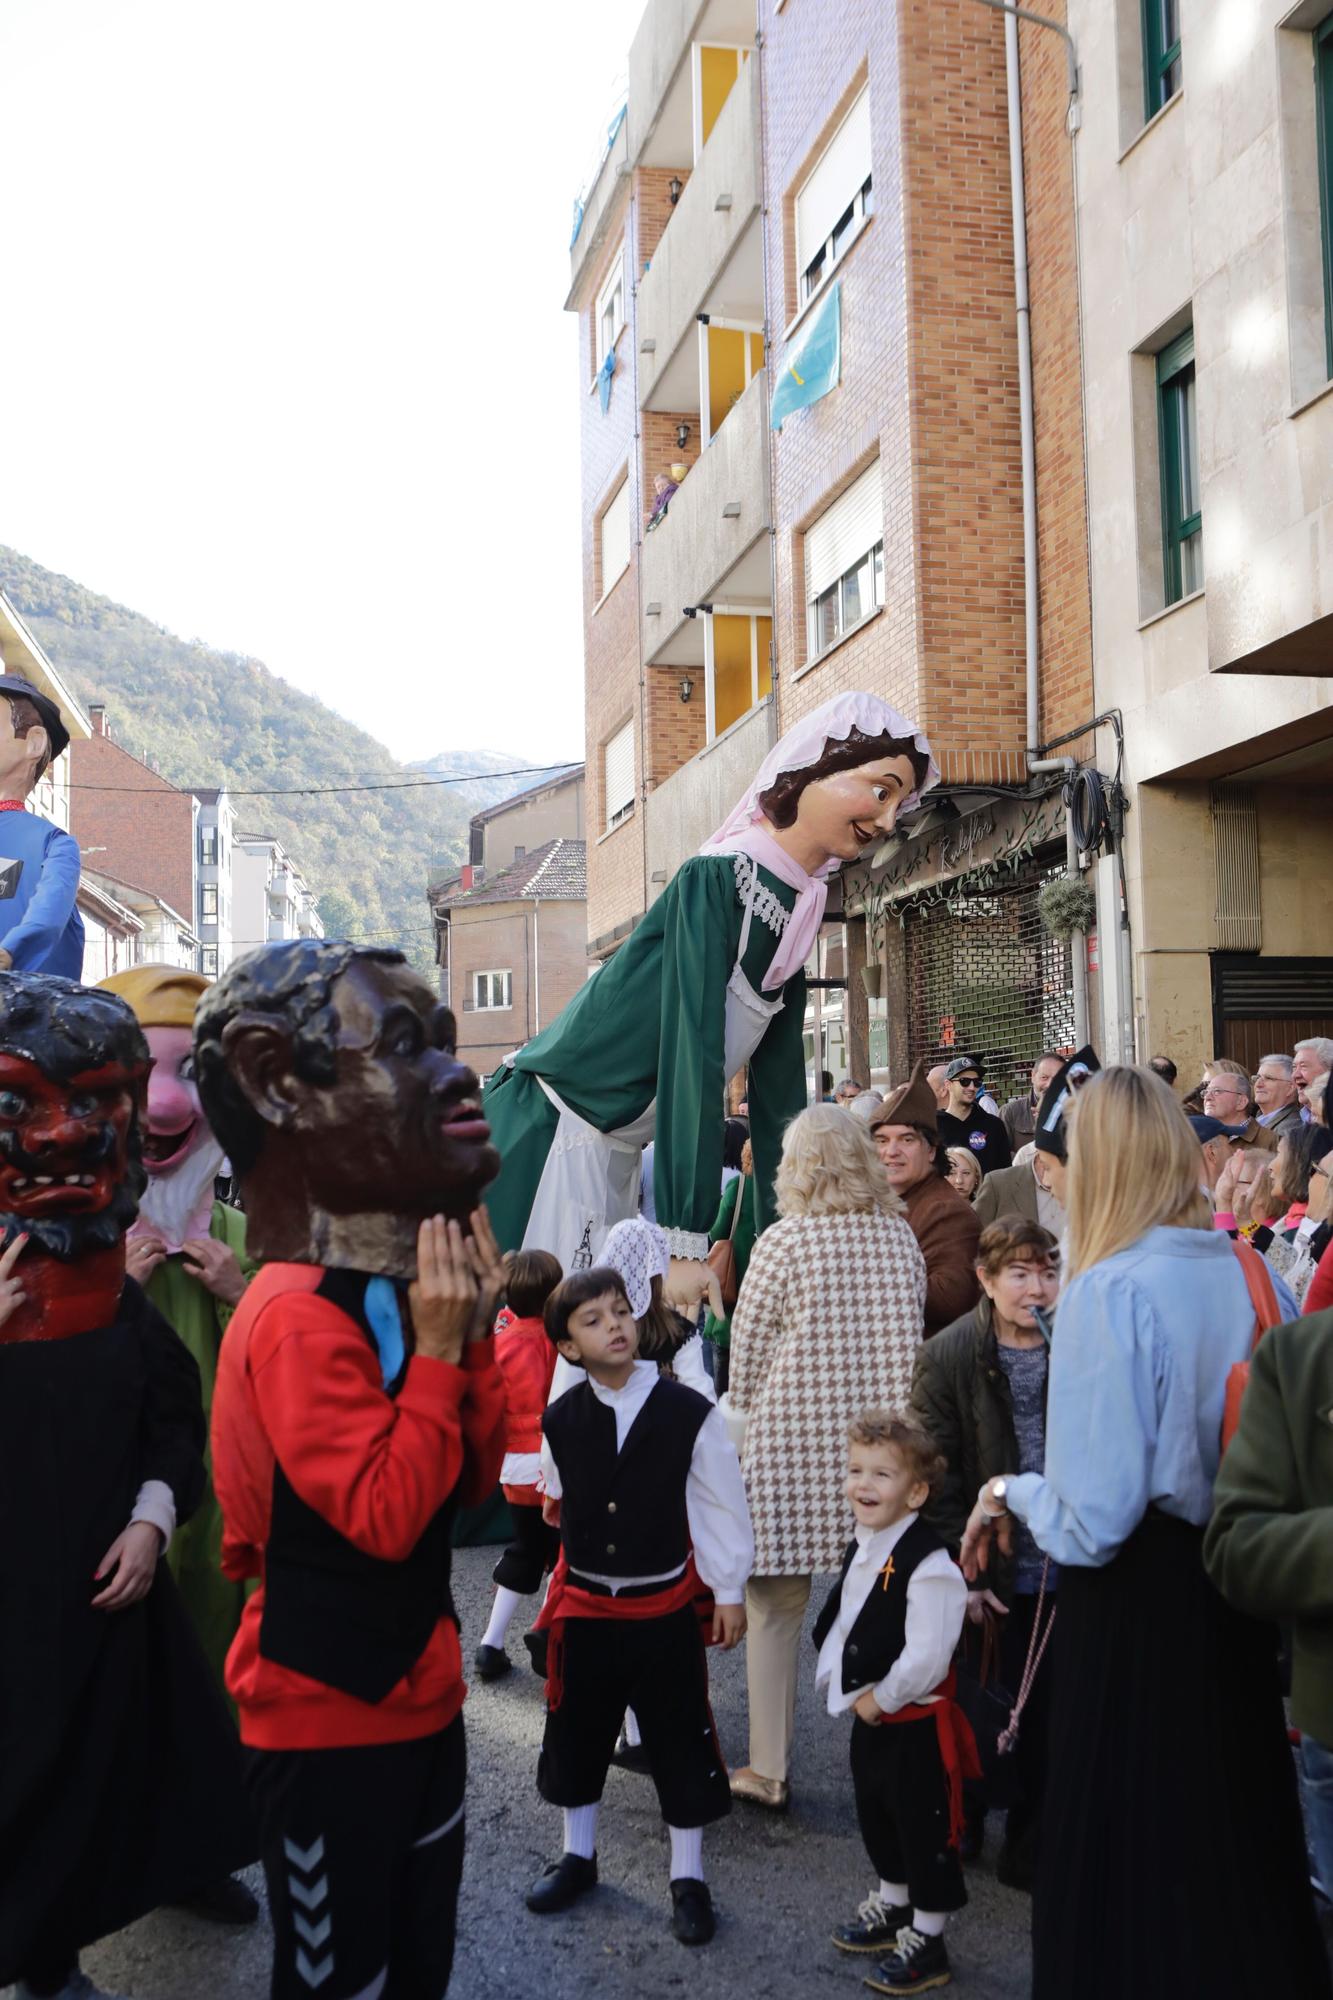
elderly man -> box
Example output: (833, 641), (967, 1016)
(1293, 1038), (1333, 1116)
(870, 1061), (980, 1334)
(1254, 1054), (1303, 1140)
(833, 1076), (864, 1108)
(1189, 1115), (1237, 1199)
(937, 1056), (1012, 1175)
(1000, 1052), (1062, 1154)
(1201, 1060), (1276, 1152)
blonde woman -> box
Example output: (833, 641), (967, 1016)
(945, 1146), (982, 1200)
(724, 1106), (927, 1808)
(959, 1067), (1327, 2000)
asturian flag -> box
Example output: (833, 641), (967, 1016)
(770, 281), (842, 431)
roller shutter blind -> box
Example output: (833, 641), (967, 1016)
(805, 462), (882, 600)
(604, 718), (635, 822)
(795, 87), (871, 276)
(600, 479), (630, 595)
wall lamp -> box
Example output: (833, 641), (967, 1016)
(676, 420), (690, 450)
(679, 673), (695, 703)
(668, 176), (683, 205)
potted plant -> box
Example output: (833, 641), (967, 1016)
(1038, 874), (1096, 941)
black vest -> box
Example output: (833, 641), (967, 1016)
(812, 1516), (947, 1696)
(543, 1372), (711, 1579)
(259, 1270), (459, 1705)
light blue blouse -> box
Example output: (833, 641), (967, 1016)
(1005, 1226), (1297, 1567)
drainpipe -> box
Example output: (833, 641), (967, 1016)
(532, 896), (542, 1035)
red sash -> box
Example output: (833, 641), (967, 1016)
(533, 1552), (716, 1709)
(879, 1667), (982, 1850)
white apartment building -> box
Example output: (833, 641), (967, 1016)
(192, 787), (237, 976)
(233, 833), (325, 959)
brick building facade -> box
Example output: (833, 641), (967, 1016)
(70, 705), (199, 935)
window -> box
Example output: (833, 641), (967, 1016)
(595, 249), (625, 370)
(1157, 328), (1202, 604)
(472, 970), (512, 1011)
(604, 718), (635, 829)
(200, 825), (219, 866)
(1142, 0), (1182, 120)
(514, 844), (525, 861)
(700, 323), (765, 441)
(200, 946), (219, 976)
(199, 883), (219, 924)
(704, 612), (773, 740)
(804, 462), (884, 662)
(795, 86), (872, 305)
(599, 478), (631, 598)
(1318, 13), (1333, 379)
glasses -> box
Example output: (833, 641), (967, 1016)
(955, 1077), (980, 1090)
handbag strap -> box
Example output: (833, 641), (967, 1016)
(1229, 1235), (1283, 1356)
(727, 1175), (745, 1244)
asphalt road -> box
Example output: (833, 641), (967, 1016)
(61, 1544), (1329, 1999)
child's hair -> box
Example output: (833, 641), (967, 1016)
(503, 1248), (563, 1319)
(543, 1267), (630, 1349)
(847, 1408), (947, 1496)
(636, 1271), (689, 1361)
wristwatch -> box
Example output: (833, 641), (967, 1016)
(980, 1477), (1009, 1519)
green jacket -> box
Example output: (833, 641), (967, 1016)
(703, 1172), (757, 1350)
(1204, 1311), (1333, 1745)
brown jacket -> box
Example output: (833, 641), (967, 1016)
(1231, 1116), (1278, 1153)
(901, 1171), (981, 1335)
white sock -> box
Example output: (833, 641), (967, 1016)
(668, 1824), (704, 1882)
(881, 1879), (909, 1907)
(912, 1908), (947, 1938)
(481, 1586), (523, 1651)
(622, 1707), (642, 1746)
(562, 1804), (598, 1860)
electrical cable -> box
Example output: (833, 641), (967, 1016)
(65, 760), (580, 798)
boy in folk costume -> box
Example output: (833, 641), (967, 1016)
(483, 694), (938, 1271)
(475, 1249), (564, 1683)
(526, 1268), (753, 1945)
(815, 1411), (976, 1997)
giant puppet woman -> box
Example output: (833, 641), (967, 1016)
(483, 694), (938, 1268)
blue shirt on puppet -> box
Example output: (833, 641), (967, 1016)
(0, 808), (85, 977)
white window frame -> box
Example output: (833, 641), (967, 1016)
(604, 717), (636, 829)
(796, 86), (873, 306)
(598, 477), (631, 600)
(702, 608), (770, 742)
(199, 882), (219, 924)
(691, 42), (749, 163)
(806, 539), (884, 663)
(595, 246), (626, 373)
(472, 969), (513, 1012)
(697, 316), (765, 445)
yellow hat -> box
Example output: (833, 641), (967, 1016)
(98, 963), (210, 1029)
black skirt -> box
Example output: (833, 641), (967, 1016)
(1034, 1510), (1331, 1999)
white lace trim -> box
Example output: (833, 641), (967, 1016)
(733, 854), (790, 938)
(661, 1225), (710, 1260)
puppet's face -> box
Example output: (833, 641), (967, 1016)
(279, 959), (498, 1222)
(0, 699), (45, 801)
(788, 753), (919, 862)
(0, 1051), (140, 1223)
(141, 1025), (204, 1176)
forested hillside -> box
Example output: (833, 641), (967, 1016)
(0, 546), (533, 969)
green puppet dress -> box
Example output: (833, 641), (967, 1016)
(483, 853), (808, 1268)
(144, 1200), (255, 1689)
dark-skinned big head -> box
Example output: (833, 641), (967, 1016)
(194, 939), (499, 1229)
(0, 973), (149, 1258)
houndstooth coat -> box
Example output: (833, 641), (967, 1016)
(728, 1209), (928, 1575)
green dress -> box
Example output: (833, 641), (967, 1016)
(702, 1171), (758, 1351)
(144, 1200), (254, 1690)
(483, 854), (807, 1266)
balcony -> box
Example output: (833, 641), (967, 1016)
(641, 366), (770, 667)
(628, 0), (757, 170)
(567, 110), (631, 304)
(644, 697), (776, 897)
(636, 55), (761, 412)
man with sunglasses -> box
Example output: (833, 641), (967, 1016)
(936, 1057), (1012, 1177)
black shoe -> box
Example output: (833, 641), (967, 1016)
(173, 1873), (260, 1925)
(863, 1927), (951, 1994)
(523, 1628), (549, 1679)
(832, 1890), (913, 1954)
(670, 1877), (716, 1945)
(611, 1733), (652, 1774)
(526, 1852), (598, 1914)
(474, 1643), (511, 1683)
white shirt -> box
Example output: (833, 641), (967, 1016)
(548, 1332), (717, 1408)
(539, 1358), (753, 1604)
(814, 1512), (966, 1718)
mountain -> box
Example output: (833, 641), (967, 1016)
(0, 545), (529, 973)
(408, 747), (546, 813)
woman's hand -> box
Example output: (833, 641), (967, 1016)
(409, 1216), (478, 1367)
(1214, 1147), (1243, 1214)
(92, 1520), (163, 1610)
(463, 1206), (506, 1339)
(125, 1230), (168, 1286)
(0, 1232), (29, 1327)
(965, 1587), (1009, 1626)
(712, 1601), (746, 1650)
(959, 1481), (1014, 1582)
(665, 1257), (724, 1322)
(852, 1689), (884, 1726)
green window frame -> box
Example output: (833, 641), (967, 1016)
(1317, 13), (1333, 380)
(1157, 328), (1202, 607)
(1142, 0), (1182, 121)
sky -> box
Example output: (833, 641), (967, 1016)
(0, 0), (643, 766)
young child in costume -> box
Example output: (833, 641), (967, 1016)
(526, 1267), (753, 1945)
(814, 1410), (976, 1997)
(200, 941), (507, 2000)
(474, 1248), (564, 1683)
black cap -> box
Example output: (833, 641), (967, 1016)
(945, 1055), (982, 1083)
(0, 677), (69, 762)
(1033, 1046), (1101, 1163)
(1187, 1115), (1234, 1144)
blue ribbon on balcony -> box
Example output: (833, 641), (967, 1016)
(597, 346), (617, 414)
(770, 281), (841, 431)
